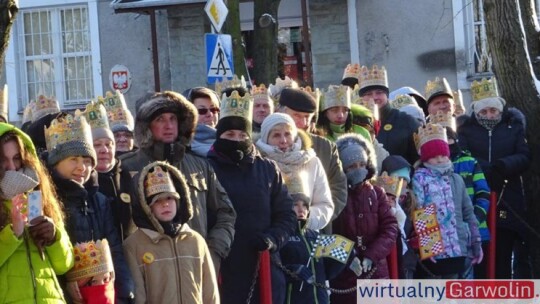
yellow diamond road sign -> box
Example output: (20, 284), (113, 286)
(205, 0), (228, 33)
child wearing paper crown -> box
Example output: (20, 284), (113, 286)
(67, 239), (115, 304)
(330, 133), (397, 303)
(123, 161), (219, 304)
(44, 113), (134, 303)
(412, 123), (483, 279)
(279, 171), (350, 304)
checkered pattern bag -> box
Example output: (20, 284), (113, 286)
(412, 204), (444, 260)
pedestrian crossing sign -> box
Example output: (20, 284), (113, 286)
(205, 33), (234, 84)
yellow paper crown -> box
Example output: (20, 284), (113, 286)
(268, 76), (299, 99)
(45, 113), (93, 152)
(414, 123), (447, 151)
(76, 101), (110, 130)
(320, 85), (351, 112)
(99, 90), (127, 111)
(251, 84), (271, 102)
(358, 65), (388, 91)
(66, 239), (114, 282)
(98, 90), (134, 132)
(342, 63), (361, 79)
(215, 75), (247, 95)
(425, 77), (453, 101)
(22, 101), (34, 125)
(429, 110), (456, 130)
(32, 95), (60, 121)
(453, 90), (465, 115)
(0, 84), (7, 120)
(471, 77), (499, 101)
(374, 172), (404, 197)
(300, 86), (321, 107)
(391, 94), (417, 109)
(283, 170), (310, 197)
(145, 166), (177, 198)
(357, 97), (379, 121)
(219, 90), (253, 122)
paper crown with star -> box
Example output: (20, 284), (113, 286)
(219, 90), (253, 122)
(66, 239), (114, 282)
(470, 77), (499, 101)
(342, 63), (361, 80)
(98, 90), (134, 133)
(353, 92), (379, 121)
(453, 89), (465, 115)
(358, 65), (388, 91)
(429, 110), (456, 130)
(214, 75), (247, 95)
(414, 122), (447, 152)
(374, 172), (404, 197)
(32, 95), (60, 122)
(268, 76), (299, 100)
(425, 77), (453, 102)
(144, 165), (177, 198)
(320, 85), (351, 112)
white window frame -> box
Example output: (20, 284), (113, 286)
(5, 0), (102, 121)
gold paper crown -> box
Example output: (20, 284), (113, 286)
(471, 77), (499, 101)
(413, 123), (448, 152)
(429, 110), (456, 130)
(300, 86), (321, 106)
(45, 113), (93, 152)
(66, 239), (114, 282)
(76, 101), (110, 131)
(425, 77), (453, 101)
(374, 172), (403, 197)
(320, 85), (351, 112)
(32, 95), (60, 121)
(391, 94), (417, 109)
(357, 96), (379, 121)
(215, 75), (247, 95)
(144, 166), (177, 198)
(342, 63), (361, 80)
(453, 90), (465, 115)
(22, 101), (34, 125)
(268, 76), (299, 99)
(0, 84), (8, 120)
(99, 90), (127, 111)
(219, 90), (253, 122)
(283, 170), (310, 197)
(251, 84), (271, 102)
(358, 65), (388, 91)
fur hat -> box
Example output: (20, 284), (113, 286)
(335, 133), (377, 180)
(134, 91), (197, 148)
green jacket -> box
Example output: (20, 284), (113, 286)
(0, 122), (74, 303)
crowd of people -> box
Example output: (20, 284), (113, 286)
(0, 62), (531, 304)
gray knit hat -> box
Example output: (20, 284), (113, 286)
(45, 113), (97, 166)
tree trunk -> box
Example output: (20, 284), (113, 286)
(518, 0), (540, 77)
(484, 0), (540, 278)
(222, 0), (248, 81)
(253, 0), (281, 85)
(0, 0), (18, 77)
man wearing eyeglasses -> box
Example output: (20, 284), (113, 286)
(184, 87), (222, 157)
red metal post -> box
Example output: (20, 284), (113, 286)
(388, 244), (399, 279)
(487, 191), (497, 279)
(259, 251), (272, 304)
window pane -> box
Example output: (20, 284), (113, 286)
(26, 59), (55, 100)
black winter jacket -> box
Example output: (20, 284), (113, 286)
(458, 109), (530, 237)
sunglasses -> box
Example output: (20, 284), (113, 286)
(197, 107), (220, 115)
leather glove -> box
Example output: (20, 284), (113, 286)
(471, 242), (484, 265)
(362, 258), (373, 273)
(287, 264), (314, 284)
(251, 233), (277, 252)
(28, 216), (57, 247)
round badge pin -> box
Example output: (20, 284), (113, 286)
(142, 252), (154, 264)
(383, 124), (393, 131)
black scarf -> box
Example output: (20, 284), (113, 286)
(213, 138), (254, 163)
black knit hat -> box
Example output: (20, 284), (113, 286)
(278, 88), (317, 113)
(216, 116), (251, 138)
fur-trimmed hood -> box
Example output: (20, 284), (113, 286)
(335, 133), (378, 180)
(133, 161), (193, 233)
(134, 91), (198, 148)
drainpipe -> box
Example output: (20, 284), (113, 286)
(347, 0), (359, 63)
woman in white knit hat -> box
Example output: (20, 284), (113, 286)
(256, 112), (334, 231)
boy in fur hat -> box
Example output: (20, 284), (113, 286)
(124, 161), (219, 304)
(330, 133), (397, 303)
